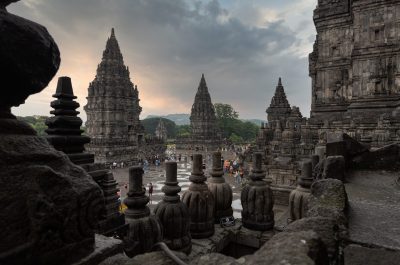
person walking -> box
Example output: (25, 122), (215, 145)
(148, 182), (153, 204)
(234, 170), (241, 184)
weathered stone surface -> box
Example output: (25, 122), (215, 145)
(352, 144), (400, 170)
(307, 178), (347, 228)
(285, 217), (339, 259)
(207, 151), (233, 222)
(125, 250), (189, 265)
(97, 253), (130, 265)
(289, 160), (313, 222)
(0, 125), (105, 265)
(123, 167), (162, 257)
(154, 162), (192, 254)
(84, 28), (143, 164)
(344, 244), (400, 265)
(0, 0), (60, 108)
(190, 253), (239, 265)
(73, 234), (123, 265)
(323, 156), (345, 181)
(182, 154), (215, 238)
(249, 231), (328, 265)
(241, 153), (274, 231)
(346, 170), (400, 250)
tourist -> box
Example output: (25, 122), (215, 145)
(234, 170), (241, 184)
(148, 182), (153, 203)
(112, 161), (117, 169)
(121, 161), (124, 168)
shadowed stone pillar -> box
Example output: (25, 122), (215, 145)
(288, 160), (313, 222)
(241, 152), (274, 231)
(155, 162), (192, 254)
(0, 1), (105, 264)
(46, 76), (93, 164)
(182, 154), (215, 238)
(124, 166), (162, 257)
(207, 151), (233, 223)
(45, 76), (123, 235)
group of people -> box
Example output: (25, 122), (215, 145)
(224, 159), (244, 185)
(110, 161), (125, 169)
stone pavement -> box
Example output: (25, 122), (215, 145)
(346, 170), (400, 250)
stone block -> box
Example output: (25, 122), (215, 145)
(344, 244), (400, 265)
(323, 156), (345, 181)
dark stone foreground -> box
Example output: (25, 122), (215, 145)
(346, 170), (400, 250)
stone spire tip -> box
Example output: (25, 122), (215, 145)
(111, 28), (115, 37)
(278, 77), (282, 86)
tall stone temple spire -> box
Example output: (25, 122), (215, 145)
(189, 74), (221, 151)
(84, 28), (144, 164)
(266, 77), (292, 124)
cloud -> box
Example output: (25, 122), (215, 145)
(8, 0), (315, 121)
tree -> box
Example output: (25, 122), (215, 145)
(214, 103), (239, 120)
(213, 103), (259, 143)
(141, 117), (177, 138)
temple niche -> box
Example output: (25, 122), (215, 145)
(84, 28), (144, 165)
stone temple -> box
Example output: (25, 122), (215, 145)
(188, 74), (221, 151)
(84, 28), (144, 164)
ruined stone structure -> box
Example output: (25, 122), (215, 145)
(0, 2), (106, 263)
(288, 160), (313, 222)
(207, 151), (233, 222)
(309, 0), (400, 147)
(155, 118), (167, 141)
(189, 74), (221, 151)
(46, 77), (124, 235)
(182, 154), (215, 238)
(241, 153), (274, 231)
(123, 166), (162, 257)
(84, 28), (144, 164)
(154, 161), (192, 254)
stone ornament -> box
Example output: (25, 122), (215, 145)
(124, 166), (162, 257)
(288, 160), (313, 222)
(154, 162), (192, 254)
(241, 152), (274, 231)
(207, 151), (233, 223)
(182, 154), (215, 238)
(46, 76), (94, 165)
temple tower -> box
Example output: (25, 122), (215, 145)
(189, 74), (221, 151)
(84, 28), (144, 164)
(266, 78), (292, 126)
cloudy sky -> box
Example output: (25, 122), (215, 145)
(9, 0), (317, 121)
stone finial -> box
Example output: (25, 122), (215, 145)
(288, 160), (313, 222)
(182, 154), (215, 238)
(46, 77), (94, 165)
(154, 162), (192, 254)
(241, 152), (274, 231)
(124, 166), (162, 257)
(207, 152), (233, 222)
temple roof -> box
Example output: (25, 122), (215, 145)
(266, 77), (292, 119)
(191, 74), (215, 118)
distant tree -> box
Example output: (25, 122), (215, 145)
(214, 103), (239, 120)
(176, 124), (191, 137)
(141, 117), (176, 138)
(213, 103), (259, 143)
(17, 115), (48, 136)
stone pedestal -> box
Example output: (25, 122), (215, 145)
(207, 152), (233, 223)
(154, 162), (192, 254)
(241, 153), (274, 231)
(288, 161), (313, 222)
(123, 166), (162, 257)
(182, 154), (215, 238)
